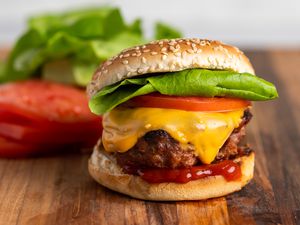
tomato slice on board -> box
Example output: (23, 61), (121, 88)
(0, 122), (102, 144)
(0, 80), (103, 157)
(128, 93), (251, 112)
(0, 136), (41, 158)
(0, 105), (103, 136)
(0, 103), (46, 125)
(0, 136), (69, 158)
(0, 135), (95, 158)
(0, 80), (98, 123)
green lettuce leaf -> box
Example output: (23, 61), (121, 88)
(0, 7), (182, 86)
(89, 69), (278, 115)
(41, 32), (145, 86)
(155, 22), (182, 39)
(28, 7), (126, 39)
(0, 60), (5, 82)
(73, 62), (98, 86)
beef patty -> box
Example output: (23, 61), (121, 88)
(116, 110), (253, 170)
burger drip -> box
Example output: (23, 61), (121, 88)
(123, 160), (241, 184)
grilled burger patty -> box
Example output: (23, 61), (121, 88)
(116, 110), (252, 169)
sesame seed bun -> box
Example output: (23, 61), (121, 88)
(88, 143), (255, 201)
(87, 38), (255, 98)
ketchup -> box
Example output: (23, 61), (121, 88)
(125, 160), (241, 184)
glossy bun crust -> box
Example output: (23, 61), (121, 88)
(88, 143), (255, 201)
(87, 38), (254, 98)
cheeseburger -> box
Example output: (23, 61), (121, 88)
(87, 38), (278, 201)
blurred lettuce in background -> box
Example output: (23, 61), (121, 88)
(0, 7), (181, 86)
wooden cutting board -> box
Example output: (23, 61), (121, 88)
(0, 50), (299, 225)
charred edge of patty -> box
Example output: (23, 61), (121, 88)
(116, 129), (198, 170)
(115, 109), (253, 171)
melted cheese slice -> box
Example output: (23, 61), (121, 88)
(102, 107), (244, 164)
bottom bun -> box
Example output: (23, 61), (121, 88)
(88, 144), (255, 201)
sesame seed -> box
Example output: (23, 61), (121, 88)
(170, 46), (179, 52)
(142, 45), (147, 49)
(137, 68), (145, 73)
(192, 38), (200, 44)
(200, 41), (207, 46)
(125, 65), (131, 71)
(162, 55), (167, 60)
(106, 61), (112, 66)
(212, 46), (219, 51)
(123, 53), (130, 58)
(186, 41), (191, 46)
(174, 52), (181, 57)
(149, 65), (156, 71)
(117, 73), (122, 79)
(143, 49), (150, 53)
(126, 65), (136, 73)
(119, 54), (123, 58)
(103, 70), (108, 74)
(136, 52), (142, 57)
(151, 52), (158, 55)
(208, 56), (214, 63)
(161, 47), (167, 52)
(158, 41), (164, 45)
(187, 49), (194, 54)
(142, 57), (147, 63)
(132, 53), (137, 56)
(122, 60), (129, 65)
(169, 41), (177, 46)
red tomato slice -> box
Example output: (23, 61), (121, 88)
(0, 135), (93, 158)
(0, 104), (103, 134)
(0, 122), (102, 144)
(0, 80), (98, 123)
(0, 103), (45, 125)
(0, 80), (102, 157)
(128, 93), (251, 112)
(0, 136), (39, 157)
(0, 136), (64, 158)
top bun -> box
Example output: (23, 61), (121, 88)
(87, 38), (254, 98)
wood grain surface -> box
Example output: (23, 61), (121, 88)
(0, 50), (299, 225)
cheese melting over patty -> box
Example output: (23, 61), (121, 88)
(102, 107), (244, 164)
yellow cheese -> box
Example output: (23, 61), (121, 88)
(102, 107), (244, 164)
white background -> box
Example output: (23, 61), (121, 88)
(1, 0), (300, 48)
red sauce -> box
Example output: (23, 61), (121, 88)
(125, 160), (241, 184)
